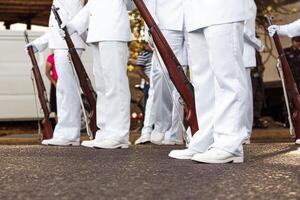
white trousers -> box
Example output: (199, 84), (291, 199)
(187, 22), (249, 156)
(92, 42), (130, 143)
(245, 68), (253, 137)
(152, 30), (187, 138)
(164, 87), (185, 142)
(141, 69), (155, 135)
(53, 49), (82, 141)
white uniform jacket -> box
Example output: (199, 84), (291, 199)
(280, 19), (300, 37)
(48, 0), (86, 49)
(243, 0), (262, 68)
(183, 0), (251, 32)
(144, 0), (184, 31)
(70, 0), (134, 43)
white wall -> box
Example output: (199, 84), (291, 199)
(0, 30), (94, 120)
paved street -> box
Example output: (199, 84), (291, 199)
(0, 143), (299, 200)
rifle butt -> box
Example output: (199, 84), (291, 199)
(91, 113), (97, 138)
(41, 119), (53, 140)
(187, 109), (199, 136)
(293, 113), (300, 140)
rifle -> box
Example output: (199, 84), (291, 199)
(133, 0), (199, 135)
(267, 16), (300, 141)
(24, 31), (53, 140)
(51, 5), (97, 138)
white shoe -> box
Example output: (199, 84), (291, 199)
(168, 149), (198, 160)
(94, 139), (129, 149)
(191, 148), (244, 164)
(151, 132), (165, 145)
(296, 139), (300, 145)
(41, 138), (80, 146)
(81, 140), (96, 148)
(134, 134), (151, 145)
(162, 139), (184, 145)
(243, 138), (251, 145)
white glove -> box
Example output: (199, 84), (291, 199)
(256, 39), (265, 52)
(268, 25), (280, 37)
(25, 43), (38, 53)
(63, 22), (76, 34)
(58, 28), (66, 38)
(58, 22), (77, 38)
(259, 44), (265, 52)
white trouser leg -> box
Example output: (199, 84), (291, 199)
(151, 52), (172, 134)
(164, 64), (187, 142)
(209, 23), (249, 156)
(186, 30), (215, 153)
(141, 67), (155, 135)
(53, 49), (82, 141)
(165, 40), (188, 142)
(245, 68), (253, 137)
(93, 42), (130, 143)
(152, 30), (187, 134)
(164, 88), (184, 142)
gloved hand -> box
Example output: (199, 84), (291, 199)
(59, 22), (77, 38)
(58, 28), (66, 38)
(268, 25), (280, 37)
(259, 44), (265, 52)
(256, 39), (265, 52)
(25, 43), (38, 53)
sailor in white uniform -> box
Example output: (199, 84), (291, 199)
(169, 0), (252, 163)
(27, 0), (86, 146)
(64, 0), (135, 149)
(142, 0), (188, 145)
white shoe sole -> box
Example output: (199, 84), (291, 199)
(243, 140), (251, 145)
(162, 141), (184, 145)
(94, 144), (129, 149)
(163, 142), (176, 145)
(134, 138), (151, 145)
(192, 156), (244, 164)
(295, 139), (300, 145)
(168, 153), (194, 160)
(42, 142), (80, 146)
(151, 140), (163, 145)
(81, 143), (95, 148)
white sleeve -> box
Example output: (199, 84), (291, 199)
(280, 19), (300, 37)
(243, 8), (263, 51)
(69, 2), (90, 35)
(32, 33), (49, 52)
(244, 28), (262, 51)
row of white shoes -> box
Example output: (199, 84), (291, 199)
(41, 136), (300, 164)
(134, 132), (183, 145)
(42, 138), (129, 149)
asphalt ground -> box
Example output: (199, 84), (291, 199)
(0, 143), (299, 200)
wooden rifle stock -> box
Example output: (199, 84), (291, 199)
(267, 16), (300, 140)
(133, 0), (199, 135)
(51, 5), (97, 138)
(24, 31), (53, 140)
